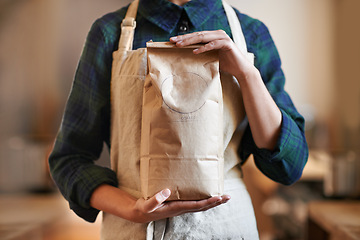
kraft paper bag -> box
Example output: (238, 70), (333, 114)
(140, 42), (224, 201)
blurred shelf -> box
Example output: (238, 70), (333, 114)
(307, 200), (360, 240)
(301, 150), (331, 181)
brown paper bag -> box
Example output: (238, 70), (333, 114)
(140, 42), (224, 201)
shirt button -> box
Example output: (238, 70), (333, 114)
(178, 20), (189, 33)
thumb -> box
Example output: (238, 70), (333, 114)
(143, 189), (171, 213)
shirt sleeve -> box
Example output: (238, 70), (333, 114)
(237, 15), (309, 185)
(48, 19), (118, 222)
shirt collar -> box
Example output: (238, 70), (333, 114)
(138, 0), (222, 33)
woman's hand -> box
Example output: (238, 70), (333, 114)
(90, 184), (230, 224)
(170, 30), (254, 82)
(132, 189), (230, 223)
(171, 30), (282, 150)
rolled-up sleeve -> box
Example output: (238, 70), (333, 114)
(238, 15), (309, 185)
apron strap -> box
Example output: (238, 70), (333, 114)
(222, 0), (255, 64)
(118, 0), (139, 51)
(222, 0), (247, 53)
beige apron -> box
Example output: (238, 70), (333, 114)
(104, 0), (259, 239)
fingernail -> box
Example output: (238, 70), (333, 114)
(223, 196), (231, 203)
(170, 36), (177, 41)
(161, 189), (171, 198)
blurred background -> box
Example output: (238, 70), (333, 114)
(0, 0), (359, 239)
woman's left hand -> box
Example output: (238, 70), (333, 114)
(170, 30), (254, 81)
(171, 30), (282, 151)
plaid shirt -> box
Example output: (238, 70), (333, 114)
(49, 0), (308, 222)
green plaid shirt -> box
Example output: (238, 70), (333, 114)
(49, 0), (308, 222)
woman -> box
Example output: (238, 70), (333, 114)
(49, 0), (308, 239)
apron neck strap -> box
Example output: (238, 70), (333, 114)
(118, 0), (139, 51)
(222, 0), (248, 54)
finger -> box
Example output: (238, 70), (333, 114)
(166, 195), (223, 214)
(170, 30), (229, 47)
(193, 39), (233, 54)
(142, 189), (171, 213)
(183, 30), (229, 42)
(193, 195), (231, 213)
(190, 195), (231, 212)
(221, 194), (231, 203)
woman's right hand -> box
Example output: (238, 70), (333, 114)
(90, 184), (230, 223)
(132, 189), (230, 223)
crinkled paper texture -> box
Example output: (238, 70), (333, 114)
(140, 42), (224, 200)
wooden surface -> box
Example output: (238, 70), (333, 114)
(308, 200), (360, 240)
(0, 193), (101, 240)
(0, 193), (65, 240)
